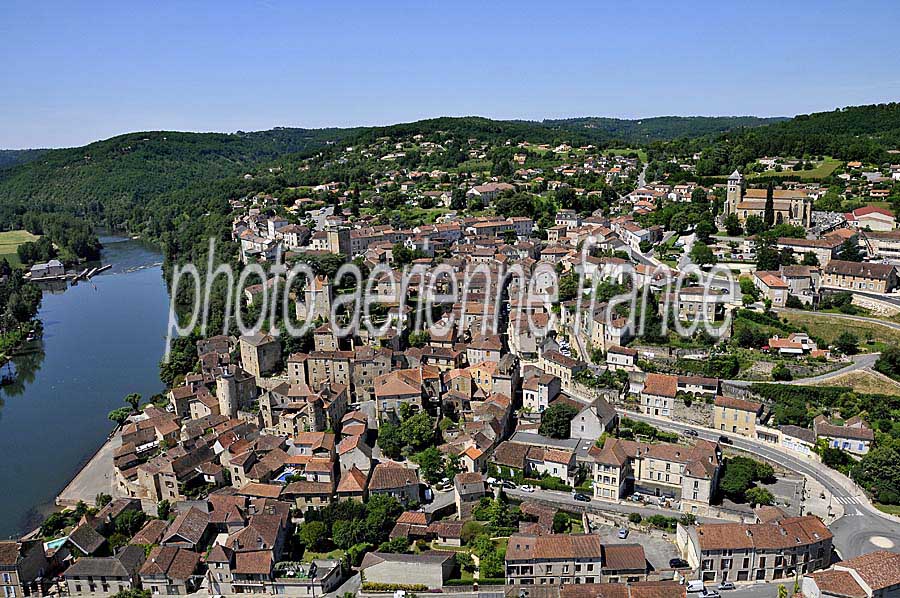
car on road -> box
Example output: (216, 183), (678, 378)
(486, 477), (498, 486)
(519, 484), (534, 493)
(684, 429), (699, 437)
(687, 581), (705, 593)
(718, 582), (735, 591)
(573, 492), (591, 502)
(502, 480), (516, 490)
(669, 558), (689, 569)
(718, 435), (733, 445)
(701, 589), (720, 598)
(617, 528), (629, 539)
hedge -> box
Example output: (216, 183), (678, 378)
(362, 582), (429, 592)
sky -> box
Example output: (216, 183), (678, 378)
(3, 0), (900, 149)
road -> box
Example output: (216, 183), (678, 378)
(725, 353), (879, 387)
(622, 410), (900, 559)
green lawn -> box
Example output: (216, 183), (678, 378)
(875, 503), (900, 516)
(781, 311), (900, 345)
(0, 230), (40, 267)
(301, 548), (345, 561)
(750, 158), (841, 180)
(605, 148), (648, 162)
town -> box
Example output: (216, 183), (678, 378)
(4, 120), (900, 598)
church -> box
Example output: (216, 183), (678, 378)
(724, 170), (813, 227)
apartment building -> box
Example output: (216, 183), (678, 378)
(822, 260), (898, 293)
(713, 396), (763, 438)
(506, 534), (604, 586)
(680, 516), (833, 583)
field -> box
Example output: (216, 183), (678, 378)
(605, 147), (648, 162)
(0, 230), (40, 267)
(828, 370), (900, 396)
(780, 311), (900, 346)
(750, 157), (841, 180)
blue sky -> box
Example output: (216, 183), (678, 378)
(3, 0), (900, 148)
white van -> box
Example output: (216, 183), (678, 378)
(687, 581), (705, 593)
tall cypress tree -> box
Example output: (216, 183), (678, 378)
(764, 182), (775, 226)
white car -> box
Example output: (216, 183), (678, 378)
(519, 484), (535, 493)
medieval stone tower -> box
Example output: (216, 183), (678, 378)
(726, 170), (744, 216)
(216, 370), (238, 418)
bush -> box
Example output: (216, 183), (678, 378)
(772, 364), (793, 381)
(361, 583), (428, 592)
(746, 487), (775, 506)
(628, 513), (642, 524)
(552, 512), (571, 533)
(530, 476), (572, 492)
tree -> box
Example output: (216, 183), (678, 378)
(478, 550), (505, 578)
(332, 519), (362, 549)
(745, 486), (775, 506)
(802, 252), (819, 266)
(108, 407), (132, 426)
(114, 510), (147, 536)
(124, 393), (141, 412)
(112, 591), (151, 598)
(772, 363), (793, 381)
(376, 421), (404, 459)
(724, 214), (743, 236)
(875, 345), (900, 380)
(456, 551), (475, 573)
(298, 520), (329, 550)
(690, 242), (717, 267)
(764, 182), (775, 226)
(839, 238), (863, 262)
(95, 493), (112, 507)
(412, 447), (444, 484)
(695, 220), (716, 244)
(539, 403), (579, 439)
(401, 411), (435, 451)
(552, 512), (571, 533)
(628, 513), (642, 524)
(557, 272), (581, 302)
(719, 458), (756, 501)
(408, 330), (430, 348)
(834, 331), (859, 355)
(450, 188), (467, 210)
(157, 500), (171, 520)
(460, 520), (485, 545)
(745, 215), (766, 236)
(852, 445), (900, 505)
(377, 536), (410, 553)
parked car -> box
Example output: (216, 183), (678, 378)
(684, 429), (699, 437)
(669, 558), (689, 569)
(687, 581), (705, 593)
(617, 528), (629, 539)
(630, 493), (643, 502)
(502, 480), (516, 490)
(573, 492), (591, 502)
(718, 435), (733, 445)
(701, 589), (720, 598)
(519, 484), (534, 493)
(486, 477), (498, 486)
(718, 582), (735, 591)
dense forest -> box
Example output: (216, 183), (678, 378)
(0, 149), (47, 170)
(543, 115), (786, 144)
(649, 103), (900, 175)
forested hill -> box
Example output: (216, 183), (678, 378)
(542, 115), (787, 144)
(669, 103), (900, 175)
(0, 149), (47, 170)
(0, 128), (356, 230)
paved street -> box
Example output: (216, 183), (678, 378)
(725, 353), (879, 387)
(622, 410), (900, 559)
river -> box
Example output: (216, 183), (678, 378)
(0, 235), (171, 539)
